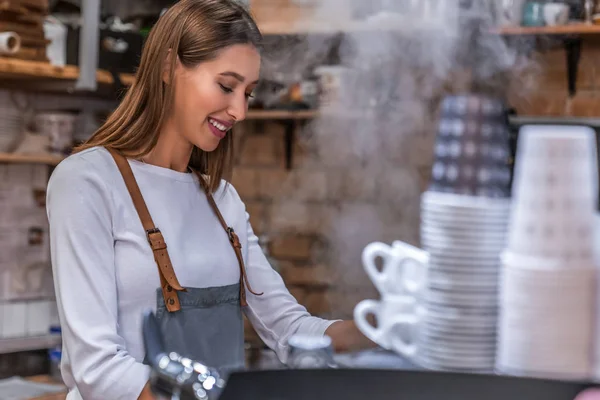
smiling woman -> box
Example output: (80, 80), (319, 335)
(74, 0), (262, 191)
(45, 1), (372, 400)
(166, 44), (261, 153)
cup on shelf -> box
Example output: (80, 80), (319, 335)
(495, 0), (527, 27)
(543, 3), (570, 26)
(34, 111), (78, 156)
(313, 65), (351, 109)
(1, 301), (27, 338)
(522, 2), (546, 26)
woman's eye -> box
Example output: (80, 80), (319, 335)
(219, 84), (233, 93)
(245, 93), (255, 100)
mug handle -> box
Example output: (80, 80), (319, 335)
(388, 313), (419, 360)
(353, 299), (387, 349)
(362, 242), (395, 293)
(391, 240), (429, 295)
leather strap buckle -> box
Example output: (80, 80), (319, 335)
(146, 227), (160, 235)
(226, 227), (235, 242)
(147, 228), (167, 251)
(226, 227), (241, 248)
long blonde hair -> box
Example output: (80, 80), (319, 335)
(75, 0), (262, 193)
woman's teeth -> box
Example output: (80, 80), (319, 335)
(209, 118), (227, 132)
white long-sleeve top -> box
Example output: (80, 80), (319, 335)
(46, 146), (335, 400)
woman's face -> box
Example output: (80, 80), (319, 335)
(169, 44), (261, 152)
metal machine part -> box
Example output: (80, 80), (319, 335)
(142, 311), (226, 400)
(287, 334), (337, 369)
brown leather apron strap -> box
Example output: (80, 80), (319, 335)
(193, 171), (263, 307)
(106, 148), (185, 312)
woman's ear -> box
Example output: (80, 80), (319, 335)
(162, 49), (178, 85)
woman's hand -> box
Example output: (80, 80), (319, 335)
(325, 320), (377, 353)
(138, 382), (157, 400)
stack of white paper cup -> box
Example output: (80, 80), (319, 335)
(497, 125), (599, 381)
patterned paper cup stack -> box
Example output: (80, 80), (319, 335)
(497, 125), (599, 381)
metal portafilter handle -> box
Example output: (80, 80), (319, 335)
(142, 311), (226, 400)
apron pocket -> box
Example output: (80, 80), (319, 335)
(154, 285), (245, 373)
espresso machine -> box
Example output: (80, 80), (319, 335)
(142, 311), (597, 400)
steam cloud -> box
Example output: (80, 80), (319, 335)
(264, 0), (539, 318)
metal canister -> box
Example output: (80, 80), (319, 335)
(287, 334), (336, 369)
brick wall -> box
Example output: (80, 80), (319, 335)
(235, 116), (433, 326)
(232, 121), (344, 318)
(509, 37), (600, 117)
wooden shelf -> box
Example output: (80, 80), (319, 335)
(495, 23), (600, 36)
(0, 153), (64, 166)
(0, 335), (61, 354)
(259, 21), (345, 35)
(258, 19), (444, 35)
(494, 23), (600, 97)
(120, 73), (135, 86)
(246, 109), (318, 120)
(0, 112), (317, 167)
(0, 57), (134, 89)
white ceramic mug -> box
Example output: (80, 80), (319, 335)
(362, 240), (428, 296)
(496, 0), (527, 26)
(354, 295), (420, 354)
(543, 3), (569, 26)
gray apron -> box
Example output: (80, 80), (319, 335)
(155, 284), (245, 375)
(108, 149), (263, 376)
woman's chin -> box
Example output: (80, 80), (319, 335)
(194, 137), (221, 153)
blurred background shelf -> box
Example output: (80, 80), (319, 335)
(0, 58), (134, 93)
(0, 110), (319, 167)
(246, 109), (318, 119)
(258, 21), (352, 35)
(0, 336), (61, 355)
(0, 153), (64, 165)
(496, 23), (600, 36)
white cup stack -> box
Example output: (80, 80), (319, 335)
(354, 241), (428, 360)
(419, 191), (511, 372)
(497, 125), (599, 381)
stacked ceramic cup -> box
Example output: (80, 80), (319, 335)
(417, 94), (513, 372)
(497, 125), (599, 381)
(354, 241), (428, 359)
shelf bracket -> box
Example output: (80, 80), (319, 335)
(271, 118), (302, 170)
(565, 37), (582, 97)
(283, 120), (296, 170)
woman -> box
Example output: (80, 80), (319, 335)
(47, 1), (372, 399)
